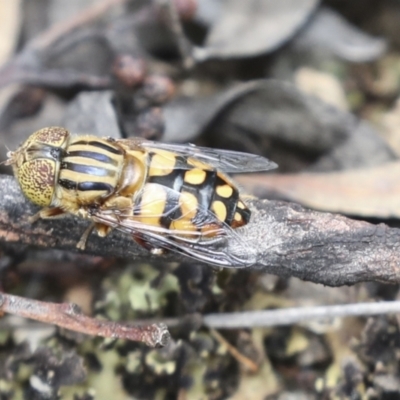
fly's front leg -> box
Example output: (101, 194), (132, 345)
(76, 221), (117, 250)
(73, 208), (105, 250)
(28, 206), (96, 251)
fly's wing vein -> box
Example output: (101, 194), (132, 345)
(90, 184), (256, 267)
(119, 138), (277, 173)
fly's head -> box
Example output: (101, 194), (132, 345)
(6, 127), (70, 207)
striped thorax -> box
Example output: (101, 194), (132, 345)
(7, 127), (146, 213)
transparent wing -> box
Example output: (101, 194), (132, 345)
(93, 214), (257, 267)
(89, 185), (257, 267)
(119, 138), (277, 173)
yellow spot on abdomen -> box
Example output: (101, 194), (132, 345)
(149, 150), (176, 176)
(234, 212), (242, 222)
(138, 183), (167, 226)
(179, 192), (198, 219)
(216, 184), (233, 198)
(237, 201), (246, 209)
(184, 169), (206, 185)
(171, 191), (199, 237)
(212, 200), (227, 222)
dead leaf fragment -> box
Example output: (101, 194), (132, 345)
(295, 67), (348, 111)
(164, 80), (395, 171)
(195, 0), (319, 60)
(294, 7), (387, 62)
(237, 161), (400, 218)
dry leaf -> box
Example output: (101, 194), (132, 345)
(237, 161), (400, 218)
(195, 0), (319, 60)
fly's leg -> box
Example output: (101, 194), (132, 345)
(102, 196), (133, 213)
(150, 247), (166, 256)
(132, 234), (166, 256)
(28, 206), (116, 250)
(29, 207), (67, 223)
(27, 206), (96, 251)
(76, 223), (95, 250)
(76, 222), (113, 250)
(76, 196), (133, 250)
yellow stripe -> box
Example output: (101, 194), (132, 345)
(68, 143), (123, 163)
(63, 156), (118, 172)
(59, 169), (116, 185)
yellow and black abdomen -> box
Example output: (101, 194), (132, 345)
(57, 137), (124, 209)
(209, 172), (250, 229)
(135, 149), (250, 235)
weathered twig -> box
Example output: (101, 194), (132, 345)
(209, 329), (259, 372)
(202, 301), (400, 329)
(0, 292), (170, 347)
(159, 0), (196, 69)
(0, 174), (400, 286)
(4, 300), (400, 334)
(125, 300), (400, 334)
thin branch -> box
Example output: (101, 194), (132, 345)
(4, 300), (400, 339)
(202, 301), (400, 329)
(130, 301), (400, 331)
(0, 292), (170, 347)
(209, 329), (259, 372)
(158, 0), (195, 69)
(1, 174), (400, 286)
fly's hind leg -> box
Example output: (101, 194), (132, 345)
(132, 234), (166, 256)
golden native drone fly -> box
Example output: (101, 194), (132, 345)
(7, 127), (277, 266)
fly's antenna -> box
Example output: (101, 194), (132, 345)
(1, 144), (14, 166)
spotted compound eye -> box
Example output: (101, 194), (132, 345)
(16, 159), (56, 207)
(9, 127), (71, 207)
(25, 126), (70, 148)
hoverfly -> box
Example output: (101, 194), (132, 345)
(6, 127), (277, 267)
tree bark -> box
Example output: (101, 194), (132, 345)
(1, 174), (399, 286)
